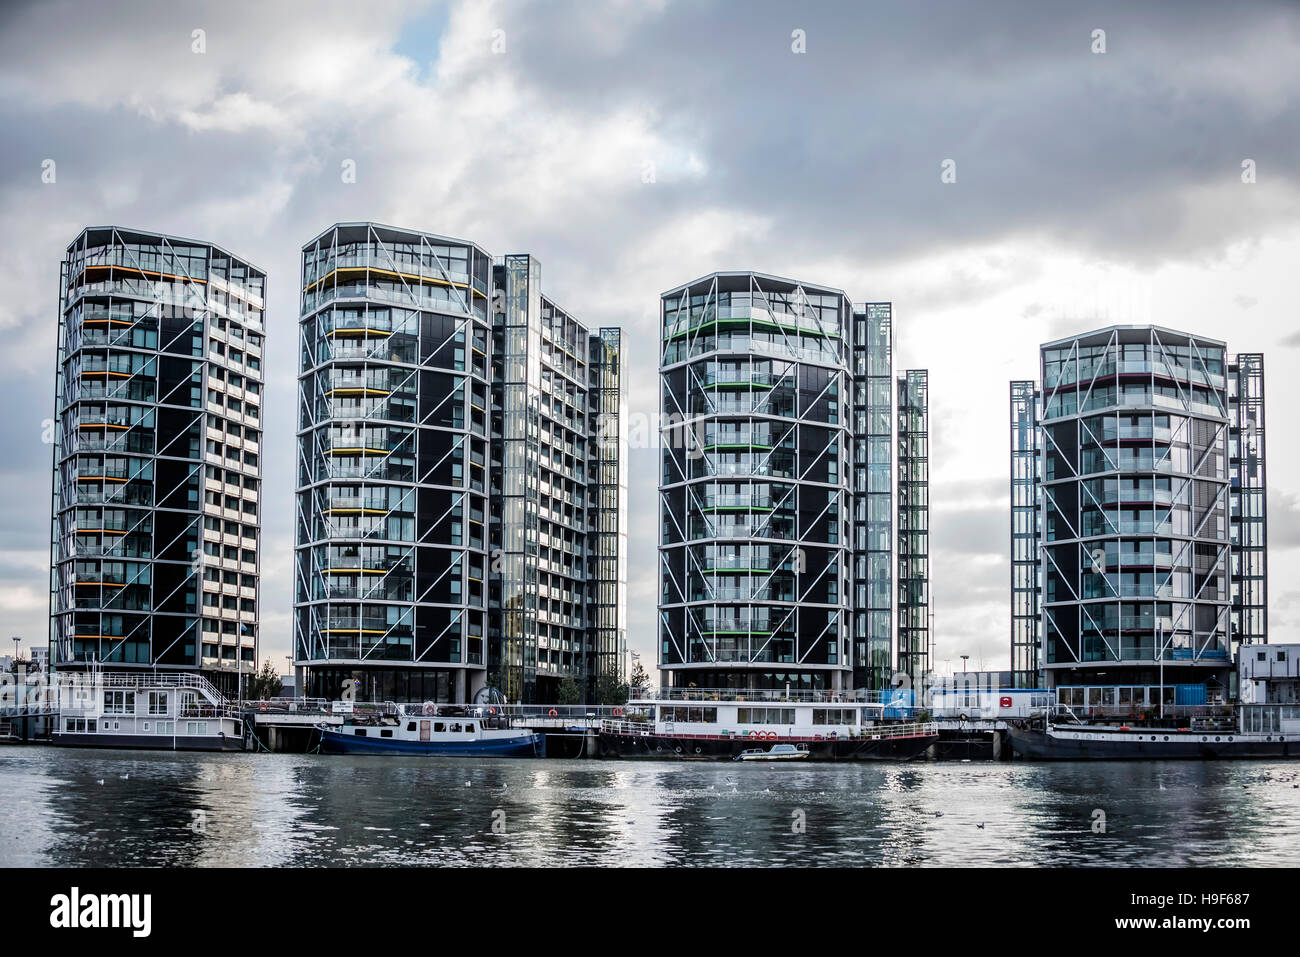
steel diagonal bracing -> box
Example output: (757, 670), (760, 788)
(1076, 329), (1117, 418)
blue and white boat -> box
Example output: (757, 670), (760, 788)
(318, 705), (544, 757)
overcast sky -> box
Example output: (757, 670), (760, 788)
(2, 0), (1298, 677)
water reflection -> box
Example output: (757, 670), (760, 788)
(1, 749), (1297, 867)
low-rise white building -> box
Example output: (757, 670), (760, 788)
(1239, 644), (1299, 704)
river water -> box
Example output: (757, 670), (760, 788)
(2, 747), (1298, 867)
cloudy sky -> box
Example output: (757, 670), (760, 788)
(2, 0), (1298, 677)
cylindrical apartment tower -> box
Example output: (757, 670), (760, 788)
(50, 226), (265, 694)
(1039, 325), (1235, 692)
(659, 272), (853, 693)
(295, 223), (492, 702)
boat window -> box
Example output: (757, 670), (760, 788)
(380, 729), (393, 738)
(406, 722), (416, 732)
(353, 728), (366, 736)
(434, 723), (445, 732)
(737, 707), (795, 724)
(103, 690), (135, 715)
(86, 720), (96, 733)
(813, 708), (857, 725)
(661, 707), (717, 723)
(148, 691), (169, 715)
(464, 723), (474, 732)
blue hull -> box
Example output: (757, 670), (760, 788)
(319, 728), (544, 757)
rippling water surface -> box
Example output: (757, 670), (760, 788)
(3, 748), (1298, 866)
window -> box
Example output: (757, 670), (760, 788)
(103, 690), (135, 714)
(148, 691), (169, 715)
(661, 707), (717, 723)
(814, 708), (857, 725)
(736, 707), (795, 724)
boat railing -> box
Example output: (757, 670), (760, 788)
(599, 718), (938, 740)
(57, 670), (230, 705)
(631, 687), (888, 704)
(176, 705), (243, 721)
(1051, 703), (1234, 724)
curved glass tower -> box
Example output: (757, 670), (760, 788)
(659, 273), (854, 693)
(295, 224), (492, 702)
(295, 224), (626, 704)
(50, 226), (265, 693)
(1027, 325), (1261, 697)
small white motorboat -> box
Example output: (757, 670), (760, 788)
(734, 743), (810, 761)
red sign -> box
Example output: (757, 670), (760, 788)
(999, 696), (1012, 708)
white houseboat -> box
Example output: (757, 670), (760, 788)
(52, 672), (246, 751)
(599, 688), (937, 761)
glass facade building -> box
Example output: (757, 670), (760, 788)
(896, 369), (930, 690)
(1009, 379), (1041, 688)
(295, 224), (625, 704)
(852, 304), (894, 691)
(1009, 325), (1268, 695)
(658, 272), (926, 694)
(50, 226), (265, 694)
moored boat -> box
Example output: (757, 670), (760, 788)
(735, 743), (810, 761)
(598, 688), (938, 761)
(318, 705), (544, 757)
(51, 672), (246, 752)
(1008, 704), (1300, 761)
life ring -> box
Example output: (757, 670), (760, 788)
(548, 709), (558, 717)
(423, 704), (435, 715)
(612, 707), (624, 717)
(259, 701), (268, 712)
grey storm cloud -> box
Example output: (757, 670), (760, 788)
(1, 0), (1298, 665)
(488, 0), (1300, 266)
